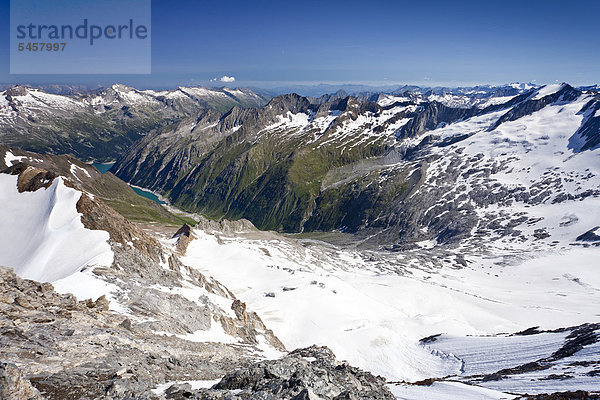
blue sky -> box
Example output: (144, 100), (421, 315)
(1, 0), (598, 89)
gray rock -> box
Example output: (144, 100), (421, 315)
(201, 345), (395, 400)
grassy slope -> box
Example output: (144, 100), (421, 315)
(90, 172), (196, 227)
(164, 122), (395, 232)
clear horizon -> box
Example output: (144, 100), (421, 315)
(0, 80), (592, 94)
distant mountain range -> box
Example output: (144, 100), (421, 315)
(0, 84), (269, 162)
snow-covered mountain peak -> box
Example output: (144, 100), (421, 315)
(508, 82), (538, 90)
(530, 82), (570, 100)
(110, 83), (135, 92)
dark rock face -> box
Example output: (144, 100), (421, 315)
(173, 223), (194, 254)
(165, 346), (395, 400)
(569, 96), (600, 152)
(173, 223), (192, 239)
(576, 227), (600, 242)
(397, 101), (477, 139)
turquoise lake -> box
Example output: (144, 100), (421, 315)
(92, 162), (167, 205)
(91, 162), (115, 174)
(130, 186), (167, 205)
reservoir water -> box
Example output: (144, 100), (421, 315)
(91, 162), (114, 174)
(130, 186), (167, 205)
(92, 162), (167, 205)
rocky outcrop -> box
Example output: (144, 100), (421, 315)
(77, 191), (164, 261)
(397, 101), (477, 139)
(3, 162), (57, 192)
(173, 223), (194, 254)
(164, 346), (395, 400)
(576, 227), (600, 243)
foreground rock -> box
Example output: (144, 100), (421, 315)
(0, 266), (393, 399)
(165, 346), (395, 400)
(0, 265), (254, 398)
(0, 163), (282, 398)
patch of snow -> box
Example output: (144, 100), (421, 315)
(389, 381), (515, 400)
(377, 95), (411, 106)
(69, 163), (91, 179)
(4, 150), (24, 167)
(478, 95), (517, 108)
(509, 83), (536, 91)
(179, 87), (228, 99)
(176, 322), (239, 344)
(53, 267), (129, 314)
(152, 379), (220, 395)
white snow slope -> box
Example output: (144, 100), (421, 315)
(181, 231), (600, 385)
(0, 174), (113, 282)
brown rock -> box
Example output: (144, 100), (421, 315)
(94, 295), (110, 312)
(14, 296), (33, 309)
(0, 292), (15, 304)
(86, 295), (109, 312)
(231, 300), (248, 324)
